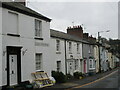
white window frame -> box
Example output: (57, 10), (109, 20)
(77, 43), (80, 53)
(57, 61), (61, 72)
(35, 19), (42, 37)
(35, 53), (42, 70)
(75, 59), (79, 70)
(8, 11), (19, 34)
(56, 40), (60, 52)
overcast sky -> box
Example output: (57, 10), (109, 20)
(27, 0), (119, 39)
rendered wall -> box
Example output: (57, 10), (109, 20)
(0, 2), (2, 87)
(2, 8), (51, 86)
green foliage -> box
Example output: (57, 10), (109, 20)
(51, 71), (67, 83)
(66, 74), (73, 80)
(73, 72), (83, 79)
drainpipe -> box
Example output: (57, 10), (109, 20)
(82, 43), (84, 73)
(98, 32), (101, 73)
(64, 40), (67, 75)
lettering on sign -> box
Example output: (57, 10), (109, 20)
(35, 42), (49, 47)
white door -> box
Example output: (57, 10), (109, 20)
(9, 55), (17, 86)
(68, 61), (74, 75)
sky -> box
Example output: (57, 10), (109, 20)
(27, 0), (119, 39)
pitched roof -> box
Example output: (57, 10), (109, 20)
(50, 29), (90, 44)
(1, 2), (51, 22)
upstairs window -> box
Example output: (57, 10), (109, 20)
(77, 43), (79, 53)
(56, 40), (60, 52)
(35, 19), (42, 37)
(8, 12), (18, 34)
(69, 42), (72, 53)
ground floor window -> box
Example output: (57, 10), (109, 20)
(75, 59), (79, 70)
(57, 61), (61, 72)
(89, 59), (95, 69)
(36, 53), (42, 70)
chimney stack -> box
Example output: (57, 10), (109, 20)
(88, 35), (96, 42)
(67, 25), (83, 38)
(83, 33), (89, 40)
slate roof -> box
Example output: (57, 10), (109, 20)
(50, 29), (90, 44)
(1, 2), (51, 22)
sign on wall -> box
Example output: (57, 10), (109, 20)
(35, 42), (49, 47)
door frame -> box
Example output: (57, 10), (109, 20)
(6, 46), (22, 86)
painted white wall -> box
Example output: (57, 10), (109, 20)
(0, 5), (2, 87)
(50, 38), (66, 74)
(66, 40), (82, 74)
(108, 52), (113, 69)
(94, 45), (99, 73)
(2, 8), (51, 86)
(100, 46), (109, 71)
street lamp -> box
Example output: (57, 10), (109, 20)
(98, 30), (110, 73)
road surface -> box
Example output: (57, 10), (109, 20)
(71, 69), (119, 89)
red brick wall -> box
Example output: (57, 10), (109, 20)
(67, 25), (83, 38)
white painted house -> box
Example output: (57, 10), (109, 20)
(1, 2), (52, 87)
(50, 29), (83, 75)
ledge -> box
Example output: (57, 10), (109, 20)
(34, 37), (43, 40)
(7, 33), (20, 37)
(56, 52), (61, 54)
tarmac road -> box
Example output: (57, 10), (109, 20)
(46, 68), (119, 90)
(70, 69), (119, 89)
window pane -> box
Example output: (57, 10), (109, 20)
(57, 61), (61, 71)
(35, 54), (42, 70)
(35, 19), (42, 37)
(56, 40), (60, 51)
(8, 12), (18, 34)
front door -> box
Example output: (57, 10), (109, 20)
(9, 55), (17, 86)
(7, 46), (22, 86)
(84, 60), (86, 73)
(68, 61), (74, 75)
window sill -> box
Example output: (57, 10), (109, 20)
(56, 51), (61, 54)
(7, 33), (20, 37)
(34, 37), (43, 40)
(89, 68), (95, 70)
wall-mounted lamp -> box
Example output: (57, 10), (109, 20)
(22, 49), (28, 55)
(3, 51), (6, 56)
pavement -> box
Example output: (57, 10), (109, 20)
(45, 67), (119, 89)
(3, 68), (119, 90)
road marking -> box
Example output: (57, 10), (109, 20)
(66, 70), (118, 90)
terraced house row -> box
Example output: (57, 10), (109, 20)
(0, 1), (119, 87)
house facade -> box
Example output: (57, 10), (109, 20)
(66, 40), (82, 75)
(50, 30), (66, 74)
(50, 29), (83, 75)
(1, 2), (52, 87)
(94, 45), (99, 73)
(67, 26), (96, 74)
